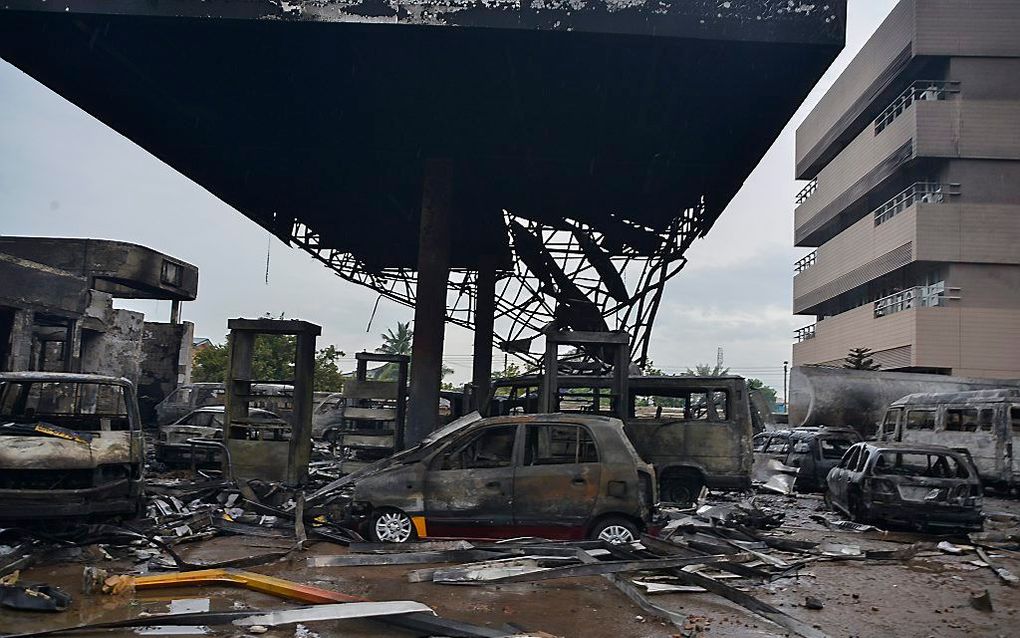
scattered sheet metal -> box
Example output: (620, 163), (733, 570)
(974, 547), (1019, 586)
(623, 538), (831, 638)
(232, 601), (434, 626)
(308, 549), (506, 568)
(434, 554), (739, 584)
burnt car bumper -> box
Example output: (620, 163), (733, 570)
(864, 501), (983, 531)
(155, 442), (221, 467)
(0, 478), (143, 519)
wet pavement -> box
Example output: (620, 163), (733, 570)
(2, 494), (1018, 638)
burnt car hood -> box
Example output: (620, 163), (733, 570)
(0, 431), (136, 470)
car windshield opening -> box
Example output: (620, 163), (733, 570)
(0, 380), (131, 431)
(873, 451), (968, 479)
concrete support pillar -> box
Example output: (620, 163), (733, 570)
(406, 159), (453, 446)
(170, 300), (182, 324)
(290, 331), (316, 484)
(471, 262), (496, 415)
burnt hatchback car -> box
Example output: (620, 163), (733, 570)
(0, 372), (145, 520)
(826, 442), (983, 531)
(338, 412), (658, 544)
(155, 405), (287, 468)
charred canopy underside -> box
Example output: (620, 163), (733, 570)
(0, 1), (844, 356)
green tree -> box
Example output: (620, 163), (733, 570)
(377, 322), (412, 356)
(843, 347), (880, 371)
(191, 314), (346, 392)
(684, 363), (730, 377)
(747, 378), (778, 409)
(372, 321), (454, 382)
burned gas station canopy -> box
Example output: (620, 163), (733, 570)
(0, 0), (845, 270)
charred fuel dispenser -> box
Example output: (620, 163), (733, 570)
(539, 329), (630, 419)
(223, 318), (320, 484)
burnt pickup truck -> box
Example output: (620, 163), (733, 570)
(0, 372), (145, 520)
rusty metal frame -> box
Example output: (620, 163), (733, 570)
(289, 200), (707, 368)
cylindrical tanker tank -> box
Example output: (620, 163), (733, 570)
(789, 367), (1020, 436)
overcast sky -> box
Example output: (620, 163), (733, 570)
(0, 2), (898, 393)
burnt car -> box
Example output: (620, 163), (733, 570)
(0, 372), (145, 520)
(155, 405), (286, 468)
(753, 427), (861, 491)
(311, 392), (346, 440)
(339, 412), (659, 544)
(826, 442), (983, 531)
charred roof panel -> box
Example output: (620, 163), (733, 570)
(0, 1), (845, 269)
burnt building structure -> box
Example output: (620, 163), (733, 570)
(793, 0), (1020, 378)
(0, 1), (846, 443)
(0, 236), (200, 420)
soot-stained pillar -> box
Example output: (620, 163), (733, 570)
(406, 159), (453, 446)
(471, 260), (496, 414)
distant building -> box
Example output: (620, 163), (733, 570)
(0, 236), (199, 421)
(792, 0), (1020, 378)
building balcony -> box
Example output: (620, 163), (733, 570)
(873, 282), (946, 318)
(795, 324), (816, 343)
(794, 251), (817, 274)
(873, 181), (959, 225)
(874, 81), (959, 135)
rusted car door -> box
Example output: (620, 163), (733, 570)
(513, 423), (602, 534)
(827, 444), (861, 507)
(423, 424), (519, 535)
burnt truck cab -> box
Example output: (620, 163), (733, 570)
(342, 413), (659, 544)
(0, 372), (145, 520)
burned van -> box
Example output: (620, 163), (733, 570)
(0, 372), (145, 520)
(882, 389), (1020, 490)
(489, 375), (757, 503)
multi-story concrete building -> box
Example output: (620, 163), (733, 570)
(792, 0), (1020, 379)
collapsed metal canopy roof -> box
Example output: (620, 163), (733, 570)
(0, 1), (844, 266)
(0, 1), (845, 361)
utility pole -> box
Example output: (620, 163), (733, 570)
(783, 360), (789, 412)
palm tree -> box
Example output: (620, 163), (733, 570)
(377, 322), (413, 356)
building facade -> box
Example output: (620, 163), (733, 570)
(0, 236), (199, 421)
(792, 0), (1020, 379)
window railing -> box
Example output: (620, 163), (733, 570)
(795, 178), (818, 206)
(874, 182), (959, 226)
(873, 282), (946, 318)
(875, 80), (960, 134)
(794, 251), (817, 273)
(795, 324), (816, 342)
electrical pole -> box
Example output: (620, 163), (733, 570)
(783, 360), (789, 413)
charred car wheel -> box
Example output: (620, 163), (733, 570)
(590, 517), (638, 545)
(370, 508), (416, 543)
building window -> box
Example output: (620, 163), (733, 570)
(161, 259), (183, 287)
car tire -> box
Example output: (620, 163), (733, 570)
(369, 508), (417, 544)
(661, 473), (703, 506)
(589, 517), (639, 545)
